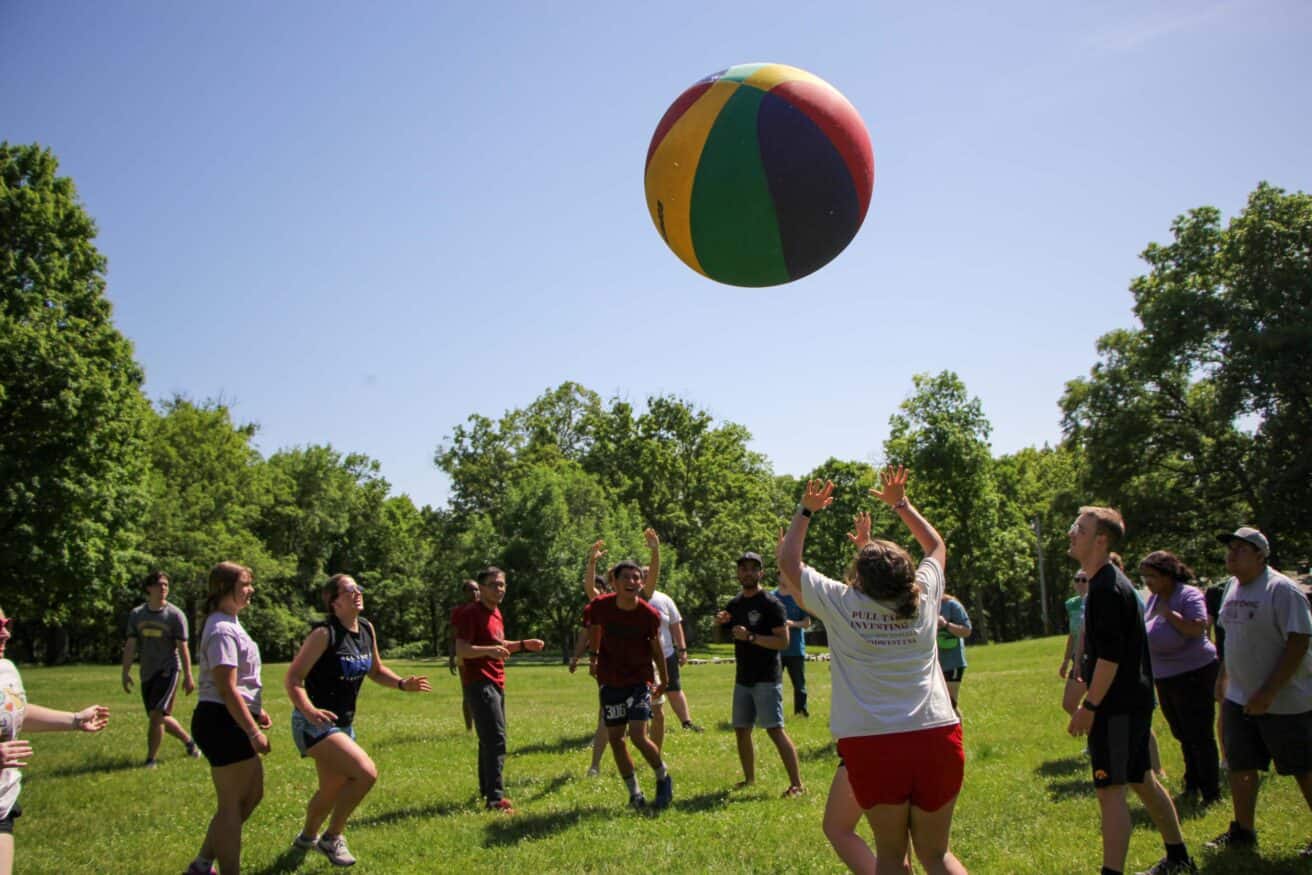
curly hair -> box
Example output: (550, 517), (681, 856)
(852, 540), (921, 620)
(1138, 550), (1195, 584)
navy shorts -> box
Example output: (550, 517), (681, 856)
(599, 683), (652, 727)
(141, 669), (180, 715)
(664, 654), (682, 692)
(1223, 699), (1312, 776)
(0, 801), (20, 835)
(942, 666), (966, 683)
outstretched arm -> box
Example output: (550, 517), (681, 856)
(641, 528), (661, 599)
(870, 466), (945, 569)
(584, 539), (605, 601)
(777, 480), (835, 611)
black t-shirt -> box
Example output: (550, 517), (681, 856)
(305, 616), (375, 727)
(1081, 564), (1154, 715)
(723, 590), (787, 685)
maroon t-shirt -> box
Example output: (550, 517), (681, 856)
(452, 601), (506, 689)
(585, 593), (660, 687)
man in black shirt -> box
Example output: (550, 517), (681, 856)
(1066, 506), (1196, 875)
(716, 551), (804, 797)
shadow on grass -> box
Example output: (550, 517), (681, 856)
(353, 799), (472, 828)
(524, 771), (573, 801)
(1034, 755), (1085, 778)
(799, 742), (837, 762)
(482, 805), (613, 846)
(43, 753), (140, 779)
(1197, 849), (1306, 874)
(676, 789), (731, 812)
(249, 846), (309, 875)
(513, 732), (595, 756)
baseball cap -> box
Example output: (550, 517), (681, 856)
(736, 551), (763, 566)
(1217, 526), (1269, 556)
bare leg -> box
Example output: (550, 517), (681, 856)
(627, 721), (664, 771)
(734, 727), (755, 785)
(305, 733), (378, 837)
(945, 681), (961, 715)
(766, 726), (803, 790)
(147, 712), (166, 760)
(1228, 770), (1260, 831)
(0, 833), (14, 875)
(1148, 729), (1165, 777)
(667, 690), (693, 725)
(589, 709), (607, 772)
(908, 795), (968, 874)
(608, 723), (636, 775)
(651, 701), (665, 752)
(1129, 772), (1184, 844)
(864, 803), (913, 875)
(199, 757), (263, 874)
(161, 714), (192, 746)
(822, 766), (877, 874)
(1095, 784), (1132, 874)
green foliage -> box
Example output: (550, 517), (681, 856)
(1061, 182), (1312, 571)
(0, 143), (152, 662)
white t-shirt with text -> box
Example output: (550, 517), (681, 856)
(799, 558), (958, 739)
(647, 591), (682, 659)
(1217, 567), (1312, 713)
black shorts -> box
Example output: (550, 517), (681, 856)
(1223, 699), (1312, 776)
(1089, 710), (1153, 787)
(191, 700), (257, 768)
(942, 666), (966, 683)
(599, 683), (652, 727)
(0, 801), (20, 835)
(141, 669), (180, 715)
(664, 654), (682, 692)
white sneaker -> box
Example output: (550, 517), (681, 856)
(586, 766), (600, 777)
(292, 833), (317, 850)
(316, 834), (356, 867)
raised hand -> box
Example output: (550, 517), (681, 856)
(846, 511), (872, 550)
(644, 528), (660, 550)
(802, 479), (835, 513)
(869, 466), (909, 507)
(588, 539), (606, 564)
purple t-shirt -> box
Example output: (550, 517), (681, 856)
(1144, 584), (1217, 679)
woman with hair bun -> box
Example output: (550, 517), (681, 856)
(1140, 550), (1221, 806)
(778, 467), (966, 875)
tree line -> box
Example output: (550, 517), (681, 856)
(3, 142), (1308, 664)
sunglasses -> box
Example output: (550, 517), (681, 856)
(340, 583), (364, 596)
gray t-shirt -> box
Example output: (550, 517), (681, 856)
(126, 602), (188, 679)
(1218, 567), (1312, 714)
(197, 612), (263, 712)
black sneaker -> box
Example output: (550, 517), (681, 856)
(1300, 840), (1312, 858)
(1205, 822), (1257, 850)
(681, 720), (703, 733)
(1134, 856), (1197, 875)
(653, 774), (673, 810)
(629, 792), (647, 811)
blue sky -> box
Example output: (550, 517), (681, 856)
(4, 2), (1310, 509)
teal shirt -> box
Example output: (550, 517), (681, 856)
(937, 598), (970, 671)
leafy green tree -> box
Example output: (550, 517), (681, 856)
(0, 143), (152, 662)
(1061, 182), (1311, 569)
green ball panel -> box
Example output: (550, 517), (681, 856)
(689, 86), (790, 287)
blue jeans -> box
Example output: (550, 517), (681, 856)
(781, 655), (808, 713)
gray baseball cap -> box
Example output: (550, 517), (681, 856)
(1218, 526), (1270, 557)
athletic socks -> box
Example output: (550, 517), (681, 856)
(622, 772), (640, 796)
(1101, 868), (1121, 875)
(1165, 842), (1190, 864)
(655, 763), (668, 781)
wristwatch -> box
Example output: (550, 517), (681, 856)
(748, 633), (756, 643)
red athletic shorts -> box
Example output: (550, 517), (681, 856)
(837, 723), (964, 812)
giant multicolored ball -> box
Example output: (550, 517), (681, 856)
(644, 63), (875, 287)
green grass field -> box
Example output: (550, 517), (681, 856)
(11, 637), (1307, 874)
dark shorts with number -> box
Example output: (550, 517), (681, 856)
(599, 683), (652, 727)
(141, 669), (180, 715)
(191, 700), (257, 768)
(1089, 709), (1153, 787)
(1223, 699), (1312, 776)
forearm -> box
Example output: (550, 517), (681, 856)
(121, 641), (135, 674)
(752, 634), (789, 651)
(894, 500), (945, 563)
(584, 557), (599, 600)
(777, 511), (808, 590)
(946, 623), (971, 638)
(643, 545), (660, 599)
(673, 623), (687, 651)
(1163, 611), (1206, 638)
(179, 644), (194, 677)
(217, 678), (260, 734)
(1259, 634), (1310, 695)
(23, 704), (81, 732)
(1062, 634), (1076, 661)
(1084, 658), (1119, 705)
(572, 629), (590, 659)
(285, 678), (316, 714)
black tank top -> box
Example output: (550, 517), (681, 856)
(304, 616), (374, 727)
